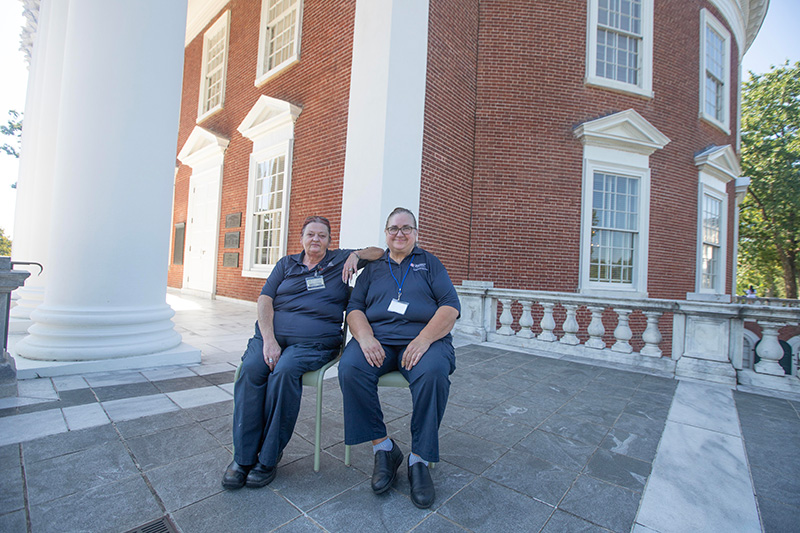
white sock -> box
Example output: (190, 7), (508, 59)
(373, 439), (393, 454)
(408, 453), (429, 467)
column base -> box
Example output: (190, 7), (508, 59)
(738, 369), (800, 395)
(12, 342), (201, 379)
(676, 356), (737, 386)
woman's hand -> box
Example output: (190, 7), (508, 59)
(263, 337), (282, 371)
(401, 336), (432, 370)
(342, 252), (360, 283)
(358, 334), (386, 368)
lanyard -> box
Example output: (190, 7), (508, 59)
(387, 255), (412, 299)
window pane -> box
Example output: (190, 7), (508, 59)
(253, 154), (287, 266)
(589, 171), (639, 283)
(264, 0), (299, 72)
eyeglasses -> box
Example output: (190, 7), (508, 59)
(385, 225), (417, 236)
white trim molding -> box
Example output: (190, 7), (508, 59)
(585, 0), (654, 98)
(178, 125), (230, 169)
(255, 0), (304, 86)
(197, 10), (231, 122)
(575, 109), (670, 299)
(237, 96), (302, 278)
(688, 144), (739, 301)
(699, 8), (732, 134)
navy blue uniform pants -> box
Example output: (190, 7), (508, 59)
(338, 338), (456, 462)
(232, 332), (339, 466)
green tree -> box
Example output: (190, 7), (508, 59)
(0, 228), (11, 256)
(1, 110), (22, 158)
(739, 61), (800, 299)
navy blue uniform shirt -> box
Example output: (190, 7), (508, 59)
(347, 246), (460, 343)
(258, 248), (360, 338)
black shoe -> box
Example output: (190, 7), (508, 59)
(408, 460), (435, 509)
(221, 461), (252, 490)
(371, 439), (403, 494)
(246, 462), (277, 488)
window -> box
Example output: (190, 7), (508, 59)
(691, 145), (739, 299)
(252, 155), (287, 267)
(586, 0), (653, 97)
(699, 9), (731, 132)
(590, 172), (639, 284)
(256, 0), (303, 85)
(238, 96), (302, 277)
(574, 109), (670, 297)
(198, 11), (230, 121)
(700, 194), (722, 289)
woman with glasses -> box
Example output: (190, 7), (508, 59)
(338, 207), (460, 509)
(222, 216), (383, 490)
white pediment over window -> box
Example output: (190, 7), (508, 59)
(238, 95), (302, 143)
(694, 144), (741, 183)
(574, 109), (670, 156)
(177, 126), (229, 169)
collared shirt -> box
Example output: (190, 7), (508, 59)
(259, 248), (360, 338)
(347, 246), (460, 343)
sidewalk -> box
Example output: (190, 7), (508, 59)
(0, 293), (798, 532)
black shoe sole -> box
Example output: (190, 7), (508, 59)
(221, 479), (246, 490)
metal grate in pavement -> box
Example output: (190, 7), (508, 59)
(125, 516), (178, 533)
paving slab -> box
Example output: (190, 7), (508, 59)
(560, 474), (641, 532)
(28, 475), (162, 533)
(146, 447), (230, 512)
(171, 480), (299, 533)
(438, 477), (554, 533)
(483, 447), (579, 506)
(0, 409), (67, 446)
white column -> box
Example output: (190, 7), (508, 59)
(339, 0), (430, 248)
(14, 0), (195, 364)
(10, 0), (69, 331)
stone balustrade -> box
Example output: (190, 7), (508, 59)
(454, 281), (800, 394)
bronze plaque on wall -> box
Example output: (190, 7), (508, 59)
(225, 213), (242, 228)
(224, 231), (240, 249)
(223, 253), (239, 268)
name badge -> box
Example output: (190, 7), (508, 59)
(388, 298), (409, 315)
(305, 276), (326, 291)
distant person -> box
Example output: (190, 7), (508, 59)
(338, 207), (460, 509)
(746, 285), (757, 299)
(222, 216), (382, 490)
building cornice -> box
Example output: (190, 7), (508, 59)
(709, 0), (769, 57)
(185, 0), (230, 46)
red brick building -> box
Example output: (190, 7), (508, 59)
(170, 0), (763, 305)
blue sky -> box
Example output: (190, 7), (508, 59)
(0, 1), (798, 239)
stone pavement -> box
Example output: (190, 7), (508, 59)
(0, 293), (798, 532)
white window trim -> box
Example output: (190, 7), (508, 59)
(197, 10), (231, 122)
(255, 0), (304, 86)
(699, 8), (731, 133)
(242, 142), (293, 278)
(688, 144), (739, 300)
(580, 157), (651, 297)
(585, 0), (654, 98)
(695, 184), (727, 295)
(238, 96), (302, 278)
(574, 109), (670, 298)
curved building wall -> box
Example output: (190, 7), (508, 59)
(419, 0), (741, 299)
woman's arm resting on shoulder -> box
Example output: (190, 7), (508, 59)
(257, 295), (282, 371)
(346, 309), (386, 367)
(401, 305), (459, 370)
(341, 247), (385, 283)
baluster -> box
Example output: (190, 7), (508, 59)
(611, 308), (633, 353)
(754, 320), (786, 375)
(537, 302), (557, 342)
(640, 311), (662, 357)
(497, 298), (514, 336)
(517, 300), (534, 338)
(586, 306), (606, 349)
(560, 304), (580, 345)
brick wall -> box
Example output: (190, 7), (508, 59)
(169, 0), (357, 301)
(461, 0), (739, 300)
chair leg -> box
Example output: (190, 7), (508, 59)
(314, 375), (324, 472)
(345, 444), (351, 466)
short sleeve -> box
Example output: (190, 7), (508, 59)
(346, 264), (371, 314)
(428, 254), (461, 314)
(260, 257), (287, 298)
